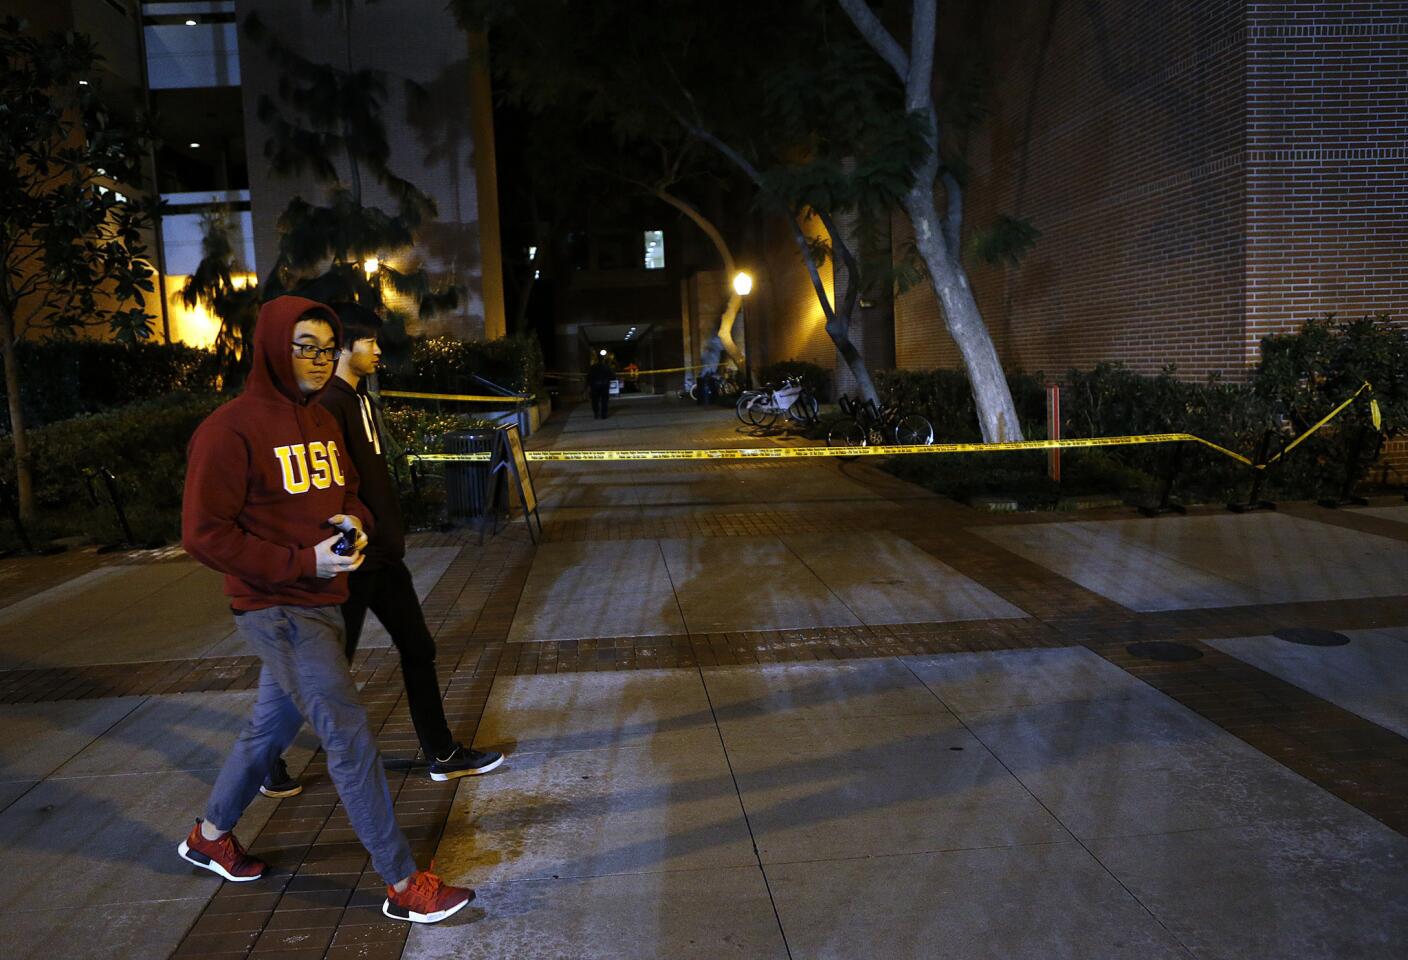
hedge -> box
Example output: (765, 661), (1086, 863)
(0, 340), (221, 431)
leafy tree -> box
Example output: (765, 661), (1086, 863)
(838, 0), (1032, 441)
(179, 209), (260, 387)
(0, 17), (158, 521)
(242, 1), (459, 319)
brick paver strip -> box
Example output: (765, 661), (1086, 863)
(4, 466), (1407, 957)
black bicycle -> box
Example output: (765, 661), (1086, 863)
(827, 395), (934, 447)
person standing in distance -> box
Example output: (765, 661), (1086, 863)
(176, 295), (473, 924)
(262, 301), (502, 796)
(587, 350), (613, 420)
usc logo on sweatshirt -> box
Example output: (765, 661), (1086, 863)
(273, 442), (346, 494)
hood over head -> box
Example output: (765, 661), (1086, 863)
(246, 295), (342, 404)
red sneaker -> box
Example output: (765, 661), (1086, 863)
(177, 819), (265, 882)
(383, 866), (475, 923)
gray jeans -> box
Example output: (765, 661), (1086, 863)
(204, 604), (416, 885)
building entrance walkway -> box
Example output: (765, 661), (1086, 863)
(0, 397), (1405, 959)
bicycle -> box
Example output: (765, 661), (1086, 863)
(736, 377), (820, 428)
(826, 394), (934, 447)
(688, 368), (742, 404)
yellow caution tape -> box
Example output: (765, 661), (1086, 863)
(381, 389), (531, 404)
(406, 432), (1252, 465)
(1262, 380), (1374, 467)
(400, 382), (1378, 470)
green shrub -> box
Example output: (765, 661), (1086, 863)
(1061, 363), (1269, 501)
(758, 359), (832, 400)
(0, 340), (220, 431)
(382, 333), (545, 398)
(0, 391), (225, 546)
(1252, 314), (1408, 492)
(874, 369), (1047, 443)
(380, 404), (498, 457)
(379, 403), (498, 531)
(875, 315), (1405, 506)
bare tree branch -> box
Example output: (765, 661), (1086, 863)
(836, 0), (909, 83)
(905, 0), (938, 111)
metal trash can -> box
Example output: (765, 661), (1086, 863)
(442, 429), (500, 519)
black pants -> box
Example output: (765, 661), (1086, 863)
(590, 385), (609, 419)
(342, 559), (454, 760)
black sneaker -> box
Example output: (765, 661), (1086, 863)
(259, 756), (303, 799)
(429, 744), (504, 782)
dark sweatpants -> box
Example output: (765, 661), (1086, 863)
(589, 385), (609, 419)
(342, 560), (454, 761)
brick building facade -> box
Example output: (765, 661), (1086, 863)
(756, 1), (1406, 394)
(891, 0), (1407, 381)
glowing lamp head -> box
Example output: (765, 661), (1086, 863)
(732, 271), (753, 297)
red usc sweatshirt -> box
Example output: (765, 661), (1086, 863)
(182, 295), (373, 611)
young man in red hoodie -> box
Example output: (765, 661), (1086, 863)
(262, 301), (503, 797)
(177, 295), (472, 924)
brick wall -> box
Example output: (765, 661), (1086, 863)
(1244, 4), (1408, 350)
(757, 213), (837, 372)
(890, 0), (1407, 383)
(897, 0), (1250, 379)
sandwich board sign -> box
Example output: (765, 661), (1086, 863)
(487, 423), (542, 543)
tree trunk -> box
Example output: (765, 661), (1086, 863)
(679, 125), (879, 401)
(903, 188), (1021, 442)
(814, 210), (881, 406)
(837, 0), (1024, 443)
(653, 187), (744, 368)
(0, 305), (34, 523)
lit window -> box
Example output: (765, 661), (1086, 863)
(643, 230), (664, 270)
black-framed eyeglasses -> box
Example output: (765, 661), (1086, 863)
(291, 342), (338, 362)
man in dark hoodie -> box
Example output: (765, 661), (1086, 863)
(263, 301), (503, 794)
(176, 295), (473, 925)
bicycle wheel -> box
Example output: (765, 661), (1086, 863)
(827, 418), (867, 447)
(891, 413), (934, 446)
(789, 395), (819, 426)
(736, 391), (761, 424)
(753, 407), (779, 429)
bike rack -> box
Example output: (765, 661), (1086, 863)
(1139, 441), (1188, 517)
(1228, 429), (1281, 513)
(82, 465), (158, 553)
(1317, 424), (1378, 508)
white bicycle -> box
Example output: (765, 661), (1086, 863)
(736, 377), (819, 428)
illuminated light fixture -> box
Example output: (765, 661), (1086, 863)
(599, 348), (607, 357)
(78, 79), (89, 85)
(189, 142), (201, 148)
(185, 19), (197, 26)
(732, 271), (753, 296)
(363, 256), (380, 274)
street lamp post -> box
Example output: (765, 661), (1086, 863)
(732, 271), (752, 386)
